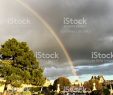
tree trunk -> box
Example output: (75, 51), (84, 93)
(3, 83), (8, 95)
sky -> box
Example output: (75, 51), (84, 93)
(0, 0), (113, 82)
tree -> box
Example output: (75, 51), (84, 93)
(103, 88), (110, 95)
(0, 38), (45, 94)
(53, 77), (71, 91)
(84, 79), (103, 90)
(91, 90), (103, 95)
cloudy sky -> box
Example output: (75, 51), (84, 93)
(0, 0), (113, 82)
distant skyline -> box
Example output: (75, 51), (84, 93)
(0, 0), (113, 81)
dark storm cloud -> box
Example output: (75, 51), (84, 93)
(44, 66), (73, 78)
(26, 0), (113, 78)
(76, 62), (113, 75)
(26, 0), (113, 60)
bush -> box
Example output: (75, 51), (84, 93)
(21, 91), (31, 95)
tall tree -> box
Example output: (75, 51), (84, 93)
(53, 77), (71, 91)
(0, 38), (45, 94)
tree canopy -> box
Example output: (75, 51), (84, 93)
(84, 78), (103, 90)
(53, 77), (71, 91)
(0, 38), (45, 91)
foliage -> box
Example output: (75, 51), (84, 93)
(0, 38), (45, 90)
(91, 90), (103, 95)
(21, 91), (31, 95)
(84, 79), (103, 90)
(103, 88), (110, 95)
(53, 77), (71, 91)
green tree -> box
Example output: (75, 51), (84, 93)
(0, 38), (45, 94)
(53, 77), (71, 91)
(91, 90), (103, 95)
(103, 88), (110, 95)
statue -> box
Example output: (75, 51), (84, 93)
(57, 84), (60, 93)
(92, 83), (96, 91)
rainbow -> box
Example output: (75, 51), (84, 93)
(15, 0), (78, 77)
